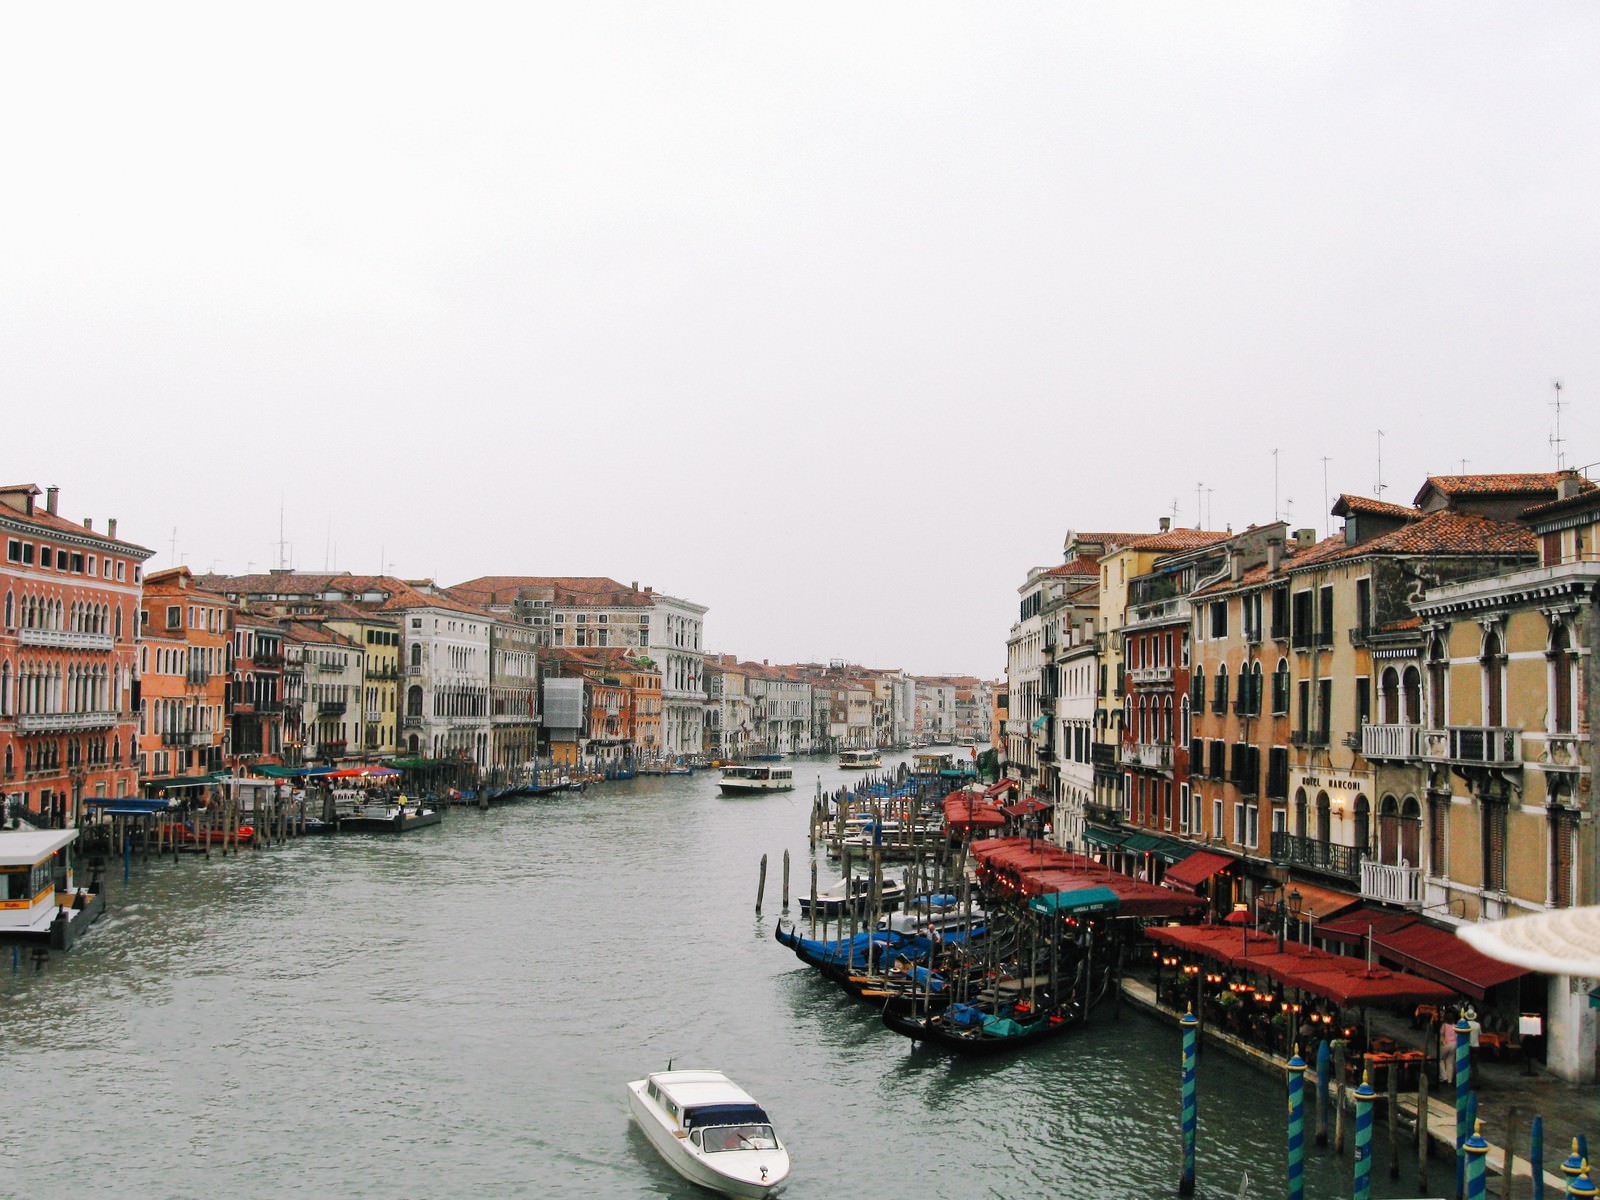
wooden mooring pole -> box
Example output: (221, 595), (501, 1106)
(755, 853), (767, 914)
(781, 849), (790, 912)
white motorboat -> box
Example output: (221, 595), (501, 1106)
(797, 873), (904, 919)
(627, 1068), (790, 1198)
(717, 764), (795, 796)
(837, 749), (881, 770)
(877, 893), (987, 934)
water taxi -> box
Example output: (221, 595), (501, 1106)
(0, 828), (103, 950)
(837, 749), (881, 770)
(717, 764), (795, 796)
(626, 1068), (790, 1198)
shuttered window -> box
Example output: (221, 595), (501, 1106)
(1549, 806), (1578, 908)
(1480, 799), (1507, 893)
(1428, 795), (1449, 877)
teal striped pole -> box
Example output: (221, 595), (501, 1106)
(1354, 1072), (1377, 1200)
(1456, 1018), (1474, 1200)
(1287, 1048), (1307, 1200)
(1315, 1039), (1331, 1147)
(1180, 1008), (1198, 1196)
(1464, 1119), (1489, 1200)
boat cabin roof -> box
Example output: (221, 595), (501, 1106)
(0, 829), (77, 867)
(648, 1070), (758, 1109)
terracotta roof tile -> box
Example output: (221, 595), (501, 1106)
(450, 575), (652, 608)
(1124, 529), (1232, 553)
(1312, 510), (1536, 564)
(1414, 473), (1593, 503)
(1331, 493), (1420, 521)
(0, 503), (154, 554)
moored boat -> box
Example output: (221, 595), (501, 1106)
(881, 998), (1079, 1053)
(837, 749), (881, 770)
(717, 764), (795, 796)
(626, 1068), (790, 1198)
(795, 873), (903, 919)
(336, 797), (442, 833)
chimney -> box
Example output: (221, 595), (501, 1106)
(1266, 536), (1283, 574)
(1229, 551), (1244, 582)
(1295, 528), (1317, 547)
(83, 517), (93, 530)
(631, 581), (639, 591)
(1557, 475), (1584, 500)
(1159, 516), (1171, 533)
(46, 485), (59, 516)
(108, 518), (118, 539)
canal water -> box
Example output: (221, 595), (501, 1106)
(3, 752), (1428, 1199)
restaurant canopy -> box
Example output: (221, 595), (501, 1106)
(1312, 908), (1532, 1000)
(1145, 924), (1456, 1009)
(972, 839), (1204, 919)
(1029, 886), (1120, 917)
(1001, 797), (1051, 818)
(1161, 850), (1234, 892)
(325, 766), (400, 779)
(944, 790), (1006, 832)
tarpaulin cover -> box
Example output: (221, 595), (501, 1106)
(1144, 924), (1456, 1008)
(1161, 850), (1235, 892)
(1370, 921), (1530, 1001)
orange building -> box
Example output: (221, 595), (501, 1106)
(1, 484), (152, 826)
(552, 648), (655, 763)
(136, 568), (232, 791)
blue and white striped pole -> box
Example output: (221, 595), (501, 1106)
(1316, 1039), (1331, 1147)
(1287, 1047), (1307, 1200)
(1180, 1008), (1198, 1195)
(1531, 1116), (1546, 1200)
(1566, 1139), (1587, 1183)
(1354, 1072), (1377, 1200)
(1464, 1119), (1490, 1200)
(1456, 1017), (1474, 1200)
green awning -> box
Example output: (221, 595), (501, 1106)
(1122, 833), (1167, 854)
(1030, 715), (1049, 732)
(1150, 838), (1200, 864)
(1028, 886), (1121, 917)
(254, 765), (306, 778)
(1082, 827), (1127, 850)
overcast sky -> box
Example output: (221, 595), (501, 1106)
(4, 4), (1596, 678)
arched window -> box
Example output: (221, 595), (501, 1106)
(1272, 658), (1290, 715)
(1180, 694), (1191, 744)
(410, 643), (422, 668)
(1377, 794), (1400, 864)
(1482, 630), (1506, 726)
(1548, 623), (1576, 734)
(1315, 791), (1331, 845)
(407, 685), (424, 718)
(1162, 694), (1173, 743)
(1192, 665), (1204, 712)
(1213, 664), (1228, 715)
(1380, 667), (1400, 724)
(1399, 796), (1421, 867)
(1426, 637), (1448, 729)
(3, 590), (11, 628)
(1353, 794), (1371, 856)
(1401, 666), (1421, 725)
(1294, 786), (1308, 840)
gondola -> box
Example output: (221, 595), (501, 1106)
(880, 998), (1081, 1053)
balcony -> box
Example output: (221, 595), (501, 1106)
(1084, 801), (1122, 826)
(365, 710), (383, 724)
(1361, 723), (1421, 760)
(1420, 726), (1522, 768)
(19, 628), (114, 651)
(1243, 624), (1263, 646)
(402, 715), (424, 728)
(368, 666), (400, 680)
(1128, 666), (1173, 686)
(253, 652), (285, 668)
(17, 711), (120, 733)
(317, 701), (347, 717)
(1538, 732), (1585, 771)
(1290, 730), (1330, 748)
(161, 730), (209, 747)
(186, 669), (210, 687)
(1121, 742), (1172, 770)
(1270, 831), (1363, 879)
(1090, 743), (1116, 769)
(1360, 860), (1423, 908)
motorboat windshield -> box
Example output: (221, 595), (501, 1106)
(693, 1124), (780, 1153)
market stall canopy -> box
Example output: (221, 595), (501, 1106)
(1029, 886), (1120, 917)
(1456, 906), (1600, 979)
(1161, 850), (1234, 892)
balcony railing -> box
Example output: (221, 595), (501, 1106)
(161, 730), (209, 747)
(1360, 860), (1423, 907)
(253, 652), (285, 668)
(1121, 742), (1172, 770)
(1084, 802), (1122, 826)
(1539, 732), (1585, 770)
(17, 711), (120, 733)
(1090, 743), (1116, 768)
(365, 710), (383, 724)
(317, 701), (347, 717)
(1270, 831), (1362, 879)
(19, 628), (114, 651)
(1361, 723), (1421, 760)
(1128, 666), (1173, 685)
(1420, 726), (1522, 767)
(401, 715), (424, 728)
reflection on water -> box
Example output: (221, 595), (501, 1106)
(4, 753), (1420, 1198)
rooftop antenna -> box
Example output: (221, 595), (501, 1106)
(1195, 481), (1204, 528)
(1320, 456), (1331, 539)
(1169, 497), (1180, 524)
(1551, 379), (1567, 470)
(1204, 485), (1215, 530)
(1272, 449), (1281, 522)
(1374, 430), (1386, 497)
(1459, 458), (1470, 474)
(168, 527), (178, 566)
(274, 500), (291, 571)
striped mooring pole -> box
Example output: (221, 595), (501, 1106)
(1456, 1017), (1474, 1200)
(1180, 1007), (1198, 1196)
(1315, 1039), (1331, 1147)
(1569, 1160), (1598, 1199)
(1353, 1071), (1377, 1200)
(1287, 1047), (1307, 1200)
(1531, 1116), (1546, 1200)
(1465, 1119), (1490, 1200)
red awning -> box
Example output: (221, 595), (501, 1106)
(1161, 850), (1234, 892)
(944, 790), (1006, 831)
(1315, 907), (1419, 947)
(1001, 797), (1051, 818)
(1015, 866), (1204, 919)
(1370, 921), (1531, 1001)
(1273, 881), (1360, 923)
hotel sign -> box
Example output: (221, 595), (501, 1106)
(1289, 766), (1373, 796)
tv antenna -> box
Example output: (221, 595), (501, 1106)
(1374, 430), (1386, 497)
(168, 527), (178, 566)
(1272, 449), (1281, 522)
(1551, 379), (1567, 470)
(274, 500), (291, 571)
